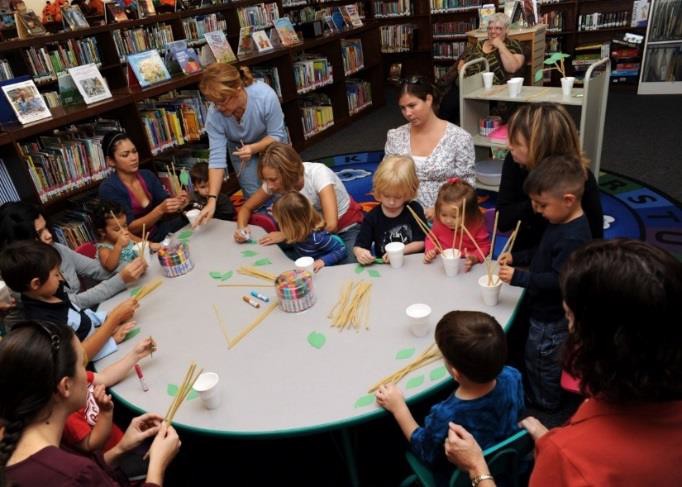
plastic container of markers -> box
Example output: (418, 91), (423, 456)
(157, 242), (194, 278)
(275, 270), (316, 313)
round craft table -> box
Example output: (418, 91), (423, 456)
(97, 219), (523, 481)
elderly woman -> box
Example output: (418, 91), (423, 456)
(384, 76), (475, 217)
(439, 13), (525, 124)
(444, 239), (682, 487)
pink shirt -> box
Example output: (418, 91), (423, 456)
(425, 218), (491, 262)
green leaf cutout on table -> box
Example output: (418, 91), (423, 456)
(167, 384), (179, 397)
(177, 229), (193, 240)
(187, 389), (199, 401)
(368, 269), (381, 278)
(179, 169), (190, 187)
(354, 394), (375, 408)
(374, 258), (384, 264)
(406, 375), (425, 389)
(307, 331), (326, 349)
(253, 258), (272, 266)
(221, 271), (233, 281)
(430, 366), (448, 381)
(130, 286), (142, 297)
(124, 327), (141, 341)
(209, 271), (224, 280)
(354, 264), (365, 274)
(241, 249), (258, 258)
(395, 348), (416, 360)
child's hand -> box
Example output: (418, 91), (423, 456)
(119, 258), (147, 284)
(116, 229), (131, 248)
(381, 253), (390, 264)
(149, 242), (162, 252)
(132, 335), (156, 360)
(424, 248), (439, 263)
(93, 384), (114, 413)
(110, 298), (139, 324)
(353, 248), (375, 265)
(463, 255), (477, 273)
(375, 383), (406, 413)
(498, 252), (513, 266)
(498, 265), (514, 284)
(424, 207), (435, 220)
(258, 231), (285, 246)
(113, 321), (136, 343)
(233, 226), (251, 243)
(313, 259), (325, 272)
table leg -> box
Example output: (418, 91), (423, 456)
(333, 428), (360, 487)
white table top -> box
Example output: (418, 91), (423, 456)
(97, 220), (523, 437)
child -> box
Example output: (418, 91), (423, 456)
(499, 155), (592, 411)
(376, 311), (524, 486)
(353, 155), (426, 264)
(423, 178), (491, 271)
(271, 191), (347, 272)
(0, 240), (139, 362)
(92, 200), (159, 273)
(189, 162), (235, 221)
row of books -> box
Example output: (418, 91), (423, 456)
(252, 66), (283, 99)
(300, 93), (334, 140)
(293, 56), (334, 93)
(434, 65), (448, 82)
(430, 0), (482, 14)
(540, 11), (564, 32)
(0, 59), (14, 81)
(286, 3), (363, 29)
(433, 20), (475, 37)
(345, 79), (371, 115)
(25, 38), (102, 84)
(373, 0), (412, 17)
(341, 38), (365, 75)
(113, 25), (176, 62)
(52, 209), (98, 250)
(0, 159), (20, 205)
(577, 11), (630, 32)
(182, 14), (228, 44)
(433, 40), (466, 59)
(380, 24), (415, 53)
(237, 3), (280, 29)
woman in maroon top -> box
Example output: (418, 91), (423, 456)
(0, 321), (181, 486)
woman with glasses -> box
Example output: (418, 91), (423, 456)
(195, 63), (288, 226)
(439, 13), (525, 125)
(384, 77), (475, 218)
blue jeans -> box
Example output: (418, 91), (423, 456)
(525, 317), (568, 410)
(338, 225), (360, 264)
(230, 153), (260, 200)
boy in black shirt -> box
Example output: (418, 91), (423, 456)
(499, 155), (592, 410)
(189, 162), (235, 221)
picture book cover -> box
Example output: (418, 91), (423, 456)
(331, 8), (347, 32)
(237, 26), (256, 57)
(16, 10), (46, 37)
(127, 50), (172, 88)
(138, 0), (156, 18)
(57, 72), (84, 106)
(252, 29), (273, 52)
(274, 17), (300, 46)
(68, 64), (112, 104)
(1, 79), (52, 125)
(204, 30), (237, 63)
(343, 4), (363, 28)
(105, 2), (128, 22)
(62, 5), (89, 30)
(174, 47), (202, 74)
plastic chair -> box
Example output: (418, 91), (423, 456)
(248, 213), (278, 233)
(75, 242), (97, 259)
(400, 429), (533, 487)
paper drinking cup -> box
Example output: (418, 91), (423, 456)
(134, 242), (152, 265)
(406, 303), (432, 337)
(482, 72), (494, 90)
(0, 280), (11, 304)
(385, 242), (406, 269)
(478, 275), (502, 306)
(295, 256), (315, 274)
(441, 248), (461, 277)
(561, 76), (575, 97)
(506, 77), (523, 97)
(192, 372), (221, 410)
(185, 209), (200, 226)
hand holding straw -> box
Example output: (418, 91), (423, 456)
(496, 220), (521, 265)
(406, 204), (443, 253)
(459, 224), (488, 263)
(135, 278), (163, 301)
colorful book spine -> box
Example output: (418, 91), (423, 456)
(433, 40), (466, 59)
(113, 25), (175, 61)
(299, 93), (334, 139)
(380, 24), (415, 53)
(0, 158), (20, 204)
(430, 0), (481, 14)
(373, 0), (412, 18)
(345, 79), (372, 115)
(237, 2), (280, 29)
(182, 14), (228, 43)
(293, 56), (333, 93)
(341, 39), (364, 75)
(252, 66), (282, 99)
(433, 20), (475, 38)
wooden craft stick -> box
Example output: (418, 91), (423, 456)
(524, 87), (551, 101)
(369, 344), (442, 393)
(458, 198), (467, 250)
(496, 220), (521, 264)
(487, 211), (499, 285)
(406, 205), (443, 253)
(237, 266), (278, 282)
(506, 221), (522, 255)
(109, 211), (123, 232)
(135, 278), (163, 301)
(228, 300), (279, 349)
(451, 206), (459, 250)
(212, 304), (230, 347)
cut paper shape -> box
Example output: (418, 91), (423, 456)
(307, 331), (326, 349)
(368, 269), (381, 278)
(406, 375), (425, 389)
(221, 271), (233, 281)
(354, 394), (375, 408)
(179, 169), (190, 187)
(124, 327), (141, 341)
(355, 264), (365, 274)
(374, 258), (384, 264)
(130, 286), (142, 297)
(241, 249), (258, 257)
(395, 347), (415, 360)
(177, 229), (193, 240)
(167, 384), (179, 396)
(253, 258), (272, 266)
(430, 366), (447, 381)
(187, 389), (199, 401)
(209, 272), (224, 280)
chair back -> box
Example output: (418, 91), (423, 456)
(75, 242), (97, 259)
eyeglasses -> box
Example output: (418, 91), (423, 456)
(400, 75), (429, 86)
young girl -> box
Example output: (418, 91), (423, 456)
(92, 201), (159, 273)
(423, 178), (491, 271)
(271, 191), (348, 272)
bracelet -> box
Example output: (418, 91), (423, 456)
(207, 195), (217, 200)
(471, 474), (494, 487)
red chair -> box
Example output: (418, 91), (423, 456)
(75, 242), (97, 259)
(248, 213), (278, 233)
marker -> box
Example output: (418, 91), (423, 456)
(242, 295), (261, 308)
(239, 228), (251, 240)
(134, 364), (149, 392)
(250, 291), (270, 302)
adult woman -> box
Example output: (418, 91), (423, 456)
(98, 131), (189, 242)
(384, 77), (475, 216)
(444, 239), (682, 486)
(196, 64), (288, 225)
(0, 321), (180, 485)
(234, 142), (363, 263)
(439, 13), (525, 125)
(497, 103), (603, 251)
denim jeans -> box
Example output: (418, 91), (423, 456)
(525, 316), (568, 410)
(230, 153), (260, 200)
(338, 225), (360, 264)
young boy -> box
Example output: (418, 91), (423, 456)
(189, 162), (235, 221)
(0, 240), (138, 362)
(499, 155), (592, 410)
(353, 155), (426, 264)
(376, 311), (524, 485)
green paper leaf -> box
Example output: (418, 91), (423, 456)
(167, 384), (178, 397)
(130, 286), (142, 297)
(354, 394), (375, 408)
(241, 250), (258, 257)
(221, 271), (233, 281)
(187, 389), (199, 401)
(430, 366), (448, 381)
(534, 69), (544, 82)
(179, 169), (190, 187)
(209, 271), (224, 280)
(253, 258), (272, 266)
(307, 331), (326, 349)
(354, 264), (365, 274)
(406, 375), (425, 389)
(395, 347), (416, 360)
(177, 229), (193, 240)
(368, 269), (381, 278)
(124, 327), (141, 341)
(374, 258), (384, 264)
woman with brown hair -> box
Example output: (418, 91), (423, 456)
(195, 63), (288, 226)
(497, 103), (603, 251)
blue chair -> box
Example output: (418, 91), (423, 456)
(400, 429), (533, 487)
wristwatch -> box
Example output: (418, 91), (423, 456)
(471, 474), (494, 487)
(207, 195), (217, 200)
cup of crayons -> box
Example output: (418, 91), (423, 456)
(275, 269), (315, 313)
(157, 240), (194, 278)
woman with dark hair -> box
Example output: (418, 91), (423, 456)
(0, 321), (180, 485)
(384, 76), (475, 217)
(444, 239), (682, 486)
(98, 132), (189, 242)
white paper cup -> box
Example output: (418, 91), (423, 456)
(561, 76), (575, 97)
(185, 209), (200, 226)
(0, 280), (11, 304)
(478, 275), (502, 306)
(482, 72), (494, 90)
(441, 248), (461, 277)
(406, 303), (432, 337)
(385, 242), (405, 269)
(506, 77), (523, 97)
(295, 256), (315, 274)
(192, 372), (221, 410)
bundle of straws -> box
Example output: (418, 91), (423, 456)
(135, 277), (163, 301)
(328, 280), (372, 331)
(166, 163), (183, 196)
(237, 266), (278, 283)
(369, 343), (442, 393)
(406, 205), (444, 254)
(165, 362), (203, 423)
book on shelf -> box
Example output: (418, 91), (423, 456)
(42, 91), (62, 108)
(631, 0), (649, 28)
(137, 0), (156, 18)
(433, 40), (466, 59)
(1, 78), (52, 125)
(105, 2), (128, 22)
(380, 24), (415, 53)
(388, 62), (402, 82)
(478, 3), (496, 29)
(273, 17), (301, 46)
(0, 158), (20, 204)
(68, 64), (112, 105)
(343, 4), (363, 27)
(300, 93), (333, 139)
(293, 55), (333, 93)
(373, 0), (411, 18)
(341, 38), (364, 75)
(345, 79), (371, 115)
(127, 50), (172, 88)
(0, 75), (30, 124)
(0, 59), (14, 81)
(15, 10), (47, 38)
(252, 29), (274, 52)
(113, 25), (176, 61)
(331, 7), (348, 31)
(204, 30), (237, 63)
(252, 66), (282, 99)
(237, 26), (257, 56)
(182, 13), (227, 43)
(51, 209), (99, 250)
(166, 40), (202, 75)
(237, 2), (280, 29)
(61, 5), (89, 30)
(57, 72), (84, 106)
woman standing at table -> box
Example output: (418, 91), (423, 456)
(195, 64), (288, 226)
(384, 76), (475, 218)
(98, 131), (189, 242)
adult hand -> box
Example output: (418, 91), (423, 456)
(113, 321), (136, 344)
(116, 413), (163, 453)
(520, 416), (549, 442)
(93, 384), (114, 412)
(176, 190), (190, 210)
(195, 199), (215, 227)
(233, 226), (251, 243)
(490, 36), (505, 50)
(147, 422), (181, 484)
(375, 383), (406, 413)
(109, 298), (139, 324)
(258, 231), (285, 246)
(424, 248), (439, 263)
(232, 144), (254, 163)
(498, 265), (514, 284)
(498, 252), (513, 266)
(354, 248), (375, 265)
(119, 257), (147, 284)
(444, 423), (490, 478)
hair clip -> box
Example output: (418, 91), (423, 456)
(447, 177), (460, 184)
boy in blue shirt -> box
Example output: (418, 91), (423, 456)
(376, 310), (524, 486)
